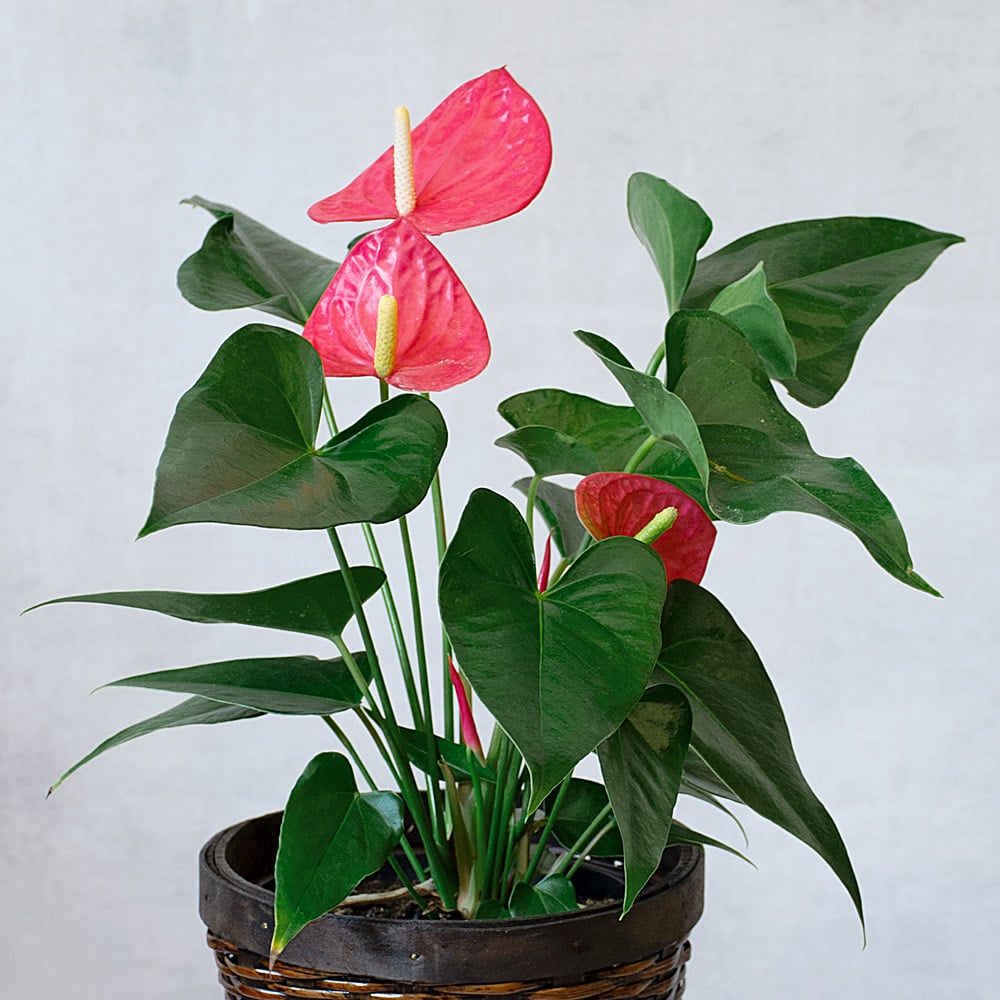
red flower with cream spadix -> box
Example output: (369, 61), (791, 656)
(303, 219), (489, 391)
(576, 473), (717, 585)
(308, 68), (552, 235)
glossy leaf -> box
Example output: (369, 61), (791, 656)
(104, 653), (371, 716)
(683, 216), (963, 405)
(576, 473), (716, 585)
(308, 68), (552, 235)
(474, 899), (511, 920)
(550, 778), (623, 856)
(628, 172), (713, 314)
(177, 197), (338, 324)
(439, 489), (666, 811)
(50, 696), (261, 793)
(514, 478), (586, 558)
(668, 821), (752, 864)
(664, 310), (935, 593)
(575, 330), (710, 492)
(508, 874), (577, 917)
(29, 569), (384, 640)
(304, 219), (489, 391)
(272, 753), (403, 959)
(598, 685), (691, 912)
(708, 262), (796, 379)
(655, 580), (863, 925)
(141, 325), (446, 535)
(396, 728), (497, 783)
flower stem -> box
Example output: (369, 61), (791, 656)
(523, 775), (572, 883)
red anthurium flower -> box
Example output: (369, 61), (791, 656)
(575, 473), (716, 585)
(449, 658), (485, 765)
(537, 531), (553, 593)
(308, 68), (552, 236)
(303, 218), (489, 391)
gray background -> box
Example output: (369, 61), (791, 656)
(4, 2), (997, 997)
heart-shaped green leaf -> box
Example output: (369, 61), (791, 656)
(272, 753), (403, 959)
(140, 325), (446, 535)
(575, 331), (710, 493)
(508, 874), (578, 917)
(178, 197), (338, 324)
(628, 173), (713, 314)
(50, 696), (261, 794)
(708, 262), (796, 379)
(28, 568), (384, 640)
(666, 310), (935, 593)
(440, 490), (666, 811)
(683, 216), (962, 405)
(497, 389), (707, 506)
(655, 580), (863, 927)
(104, 653), (371, 715)
(598, 685), (692, 912)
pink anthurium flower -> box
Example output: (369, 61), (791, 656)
(308, 68), (552, 236)
(575, 473), (717, 585)
(449, 658), (485, 765)
(303, 218), (489, 391)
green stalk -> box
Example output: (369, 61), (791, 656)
(428, 466), (454, 741)
(550, 802), (614, 877)
(565, 818), (617, 881)
(326, 528), (457, 910)
(623, 433), (658, 474)
(523, 775), (572, 883)
(644, 338), (666, 378)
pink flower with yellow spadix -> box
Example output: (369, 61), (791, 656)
(575, 473), (717, 585)
(308, 68), (552, 235)
(302, 218), (489, 391)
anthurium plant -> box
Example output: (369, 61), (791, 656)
(32, 68), (960, 960)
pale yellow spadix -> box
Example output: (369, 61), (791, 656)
(634, 506), (678, 546)
(393, 106), (417, 217)
(373, 294), (398, 379)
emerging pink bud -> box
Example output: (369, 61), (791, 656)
(449, 658), (485, 764)
(537, 531), (553, 593)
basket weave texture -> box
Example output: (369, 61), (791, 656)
(207, 932), (692, 1000)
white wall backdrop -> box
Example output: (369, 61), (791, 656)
(4, 2), (997, 997)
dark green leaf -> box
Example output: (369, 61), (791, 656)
(473, 898), (511, 920)
(508, 874), (578, 917)
(50, 696), (261, 793)
(440, 490), (666, 811)
(665, 310), (936, 593)
(598, 686), (691, 912)
(668, 821), (752, 864)
(103, 653), (371, 715)
(656, 581), (863, 926)
(140, 325), (446, 535)
(272, 753), (403, 958)
(708, 262), (796, 379)
(178, 197), (338, 325)
(575, 330), (710, 492)
(28, 568), (385, 640)
(514, 478), (586, 558)
(550, 778), (623, 857)
(497, 389), (707, 506)
(396, 727), (497, 783)
(683, 216), (962, 405)
(628, 173), (713, 314)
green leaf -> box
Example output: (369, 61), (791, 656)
(473, 898), (511, 920)
(708, 262), (796, 379)
(103, 653), (371, 715)
(683, 216), (962, 405)
(668, 821), (752, 864)
(655, 581), (863, 926)
(28, 568), (385, 641)
(508, 874), (578, 917)
(50, 696), (261, 794)
(178, 197), (338, 325)
(272, 753), (403, 959)
(665, 310), (936, 594)
(550, 778), (623, 857)
(396, 727), (497, 783)
(513, 478), (586, 558)
(598, 686), (691, 913)
(440, 490), (666, 811)
(140, 325), (446, 535)
(498, 389), (707, 506)
(575, 330), (710, 493)
(628, 172), (713, 314)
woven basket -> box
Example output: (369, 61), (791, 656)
(200, 813), (704, 1000)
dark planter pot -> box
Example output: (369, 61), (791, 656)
(200, 812), (704, 1000)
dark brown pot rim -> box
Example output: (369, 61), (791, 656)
(200, 812), (704, 984)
